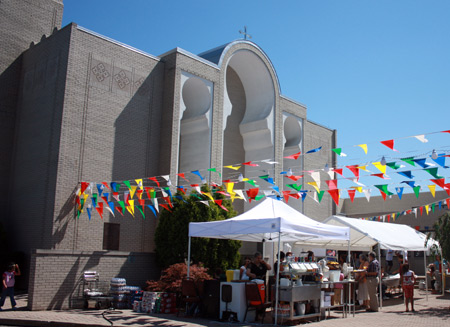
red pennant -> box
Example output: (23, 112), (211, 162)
(159, 204), (172, 212)
(80, 182), (89, 194)
(113, 192), (120, 201)
(116, 206), (124, 216)
(148, 177), (160, 187)
(287, 175), (303, 182)
(95, 202), (103, 219)
(101, 196), (109, 204)
(177, 186), (186, 194)
(163, 196), (173, 208)
(76, 195), (81, 206)
(406, 210), (412, 215)
(430, 178), (445, 188)
(346, 165), (360, 180)
(136, 189), (143, 199)
(139, 199), (145, 207)
(145, 187), (154, 199)
(214, 199), (229, 211)
(446, 198), (450, 209)
(387, 215), (390, 222)
(242, 161), (259, 167)
(333, 168), (344, 176)
(378, 189), (387, 201)
(284, 151), (301, 160)
(289, 193), (300, 199)
(101, 182), (110, 190)
(441, 130), (450, 134)
(327, 189), (340, 206)
(378, 216), (381, 222)
(380, 139), (396, 151)
(177, 173), (189, 182)
(347, 190), (356, 202)
(326, 179), (338, 190)
(246, 188), (259, 199)
(420, 206), (424, 215)
(371, 173), (387, 179)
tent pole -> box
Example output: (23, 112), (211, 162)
(187, 236), (191, 280)
(377, 245), (382, 309)
(274, 233), (281, 325)
(424, 249), (428, 301)
(440, 247), (444, 296)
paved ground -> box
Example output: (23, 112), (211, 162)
(0, 290), (448, 327)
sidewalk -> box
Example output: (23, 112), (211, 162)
(0, 290), (448, 327)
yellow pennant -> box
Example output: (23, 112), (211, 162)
(307, 182), (320, 193)
(357, 144), (368, 154)
(135, 179), (143, 190)
(126, 200), (135, 216)
(372, 162), (386, 174)
(351, 186), (363, 193)
(357, 165), (370, 172)
(226, 182), (235, 195)
(201, 192), (214, 202)
(425, 205), (430, 215)
(224, 165), (241, 170)
(129, 185), (137, 199)
(427, 185), (436, 197)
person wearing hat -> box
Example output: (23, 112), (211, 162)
(0, 263), (21, 310)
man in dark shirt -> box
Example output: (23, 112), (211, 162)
(247, 252), (272, 280)
(366, 251), (380, 312)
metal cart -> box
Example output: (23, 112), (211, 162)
(82, 271), (113, 309)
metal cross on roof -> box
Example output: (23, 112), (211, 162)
(239, 26), (252, 40)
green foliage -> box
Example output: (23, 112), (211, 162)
(155, 186), (241, 272)
(145, 262), (211, 292)
(427, 211), (450, 260)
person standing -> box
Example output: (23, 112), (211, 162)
(239, 257), (251, 280)
(367, 251), (380, 312)
(402, 263), (416, 312)
(385, 249), (394, 274)
(356, 253), (370, 310)
(0, 263), (21, 310)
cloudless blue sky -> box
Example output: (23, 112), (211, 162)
(62, 0), (450, 197)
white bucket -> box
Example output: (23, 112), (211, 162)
(329, 270), (341, 282)
(280, 278), (290, 287)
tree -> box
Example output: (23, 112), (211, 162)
(154, 186), (241, 272)
(427, 211), (450, 260)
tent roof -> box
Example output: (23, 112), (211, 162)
(188, 198), (350, 243)
(321, 215), (439, 251)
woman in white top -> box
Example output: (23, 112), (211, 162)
(240, 257), (251, 280)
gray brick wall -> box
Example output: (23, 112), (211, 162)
(28, 249), (159, 310)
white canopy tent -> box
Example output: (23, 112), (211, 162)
(187, 198), (350, 324)
(319, 215), (442, 304)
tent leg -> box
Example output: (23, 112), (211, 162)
(187, 236), (191, 279)
(440, 247), (444, 296)
(424, 250), (428, 301)
(377, 245), (382, 309)
(274, 233), (281, 326)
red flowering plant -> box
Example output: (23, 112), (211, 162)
(146, 262), (212, 293)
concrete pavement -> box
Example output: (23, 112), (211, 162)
(0, 290), (448, 327)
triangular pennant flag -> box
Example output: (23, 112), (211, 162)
(115, 206), (124, 216)
(310, 171), (321, 189)
(332, 148), (346, 156)
(110, 182), (120, 192)
(413, 186), (421, 198)
(177, 186), (186, 194)
(286, 175), (303, 182)
(317, 190), (325, 203)
(91, 193), (98, 208)
(199, 200), (210, 207)
(101, 193), (109, 205)
(424, 167), (443, 179)
(86, 206), (92, 220)
(327, 189), (340, 206)
(378, 189), (387, 201)
(282, 191), (291, 203)
(446, 198), (450, 209)
(177, 173), (189, 182)
(401, 157), (416, 166)
(414, 134), (428, 143)
(234, 189), (247, 202)
(419, 206), (423, 215)
(191, 170), (205, 183)
(363, 189), (371, 202)
(380, 139), (397, 151)
(137, 205), (145, 219)
(107, 202), (115, 216)
(397, 171), (414, 179)
(128, 200), (135, 216)
(333, 168), (343, 176)
(428, 185), (436, 197)
(224, 165), (241, 170)
(146, 204), (157, 217)
(356, 144), (368, 154)
(306, 146), (322, 154)
(242, 161), (259, 167)
(326, 179), (338, 190)
(148, 177), (160, 187)
(374, 184), (394, 196)
(357, 165), (370, 172)
(432, 203), (436, 213)
(96, 184), (104, 197)
(386, 162), (402, 170)
(95, 202), (104, 219)
(159, 203), (172, 212)
(413, 158), (429, 168)
(117, 200), (126, 213)
(372, 162), (387, 174)
(307, 182), (320, 193)
(207, 168), (221, 177)
(346, 165), (360, 180)
(123, 180), (132, 191)
(425, 205), (430, 215)
(348, 189), (356, 202)
(145, 187), (155, 199)
(396, 187), (404, 200)
(402, 181), (416, 188)
(136, 189), (143, 200)
(284, 151), (301, 160)
(351, 186), (363, 193)
(202, 192), (214, 202)
(286, 184), (303, 192)
(246, 188), (259, 199)
(129, 185), (137, 199)
(112, 192), (120, 202)
(101, 182), (110, 190)
(371, 173), (389, 179)
(432, 154), (447, 168)
(300, 191), (307, 202)
(245, 180), (258, 187)
(214, 199), (229, 211)
(80, 182), (90, 194)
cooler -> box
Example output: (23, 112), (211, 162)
(250, 279), (265, 305)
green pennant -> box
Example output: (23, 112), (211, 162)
(77, 210), (81, 219)
(386, 162), (401, 170)
(413, 186), (421, 198)
(137, 206), (145, 219)
(431, 203), (435, 213)
(332, 148), (342, 156)
(286, 184), (302, 192)
(246, 180), (258, 187)
(374, 184), (394, 196)
(401, 157), (416, 166)
(258, 175), (270, 180)
(118, 201), (126, 212)
(207, 168), (221, 177)
(317, 190), (325, 203)
(424, 167), (443, 179)
(123, 180), (132, 190)
(254, 195), (265, 201)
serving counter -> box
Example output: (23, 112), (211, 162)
(275, 284), (321, 321)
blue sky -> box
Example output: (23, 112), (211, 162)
(62, 0), (450, 197)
